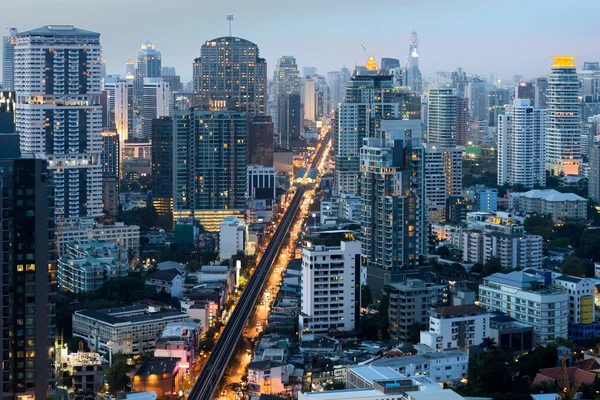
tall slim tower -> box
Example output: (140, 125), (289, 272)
(134, 40), (161, 108)
(427, 86), (458, 147)
(498, 98), (546, 188)
(193, 36), (267, 115)
(405, 31), (422, 93)
(125, 55), (135, 77)
(545, 56), (582, 176)
(2, 28), (18, 90)
(15, 25), (103, 220)
(272, 56), (300, 137)
(141, 78), (171, 139)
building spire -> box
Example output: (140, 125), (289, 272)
(227, 14), (233, 36)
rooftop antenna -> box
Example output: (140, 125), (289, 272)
(227, 14), (233, 36)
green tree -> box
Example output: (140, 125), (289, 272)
(578, 229), (600, 261)
(479, 337), (497, 352)
(560, 256), (594, 278)
(106, 356), (129, 394)
(407, 322), (425, 344)
(361, 285), (374, 308)
(482, 256), (504, 276)
(524, 215), (554, 239)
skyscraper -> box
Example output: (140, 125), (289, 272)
(173, 110), (247, 231)
(302, 77), (316, 122)
(405, 31), (422, 93)
(334, 75), (399, 196)
(151, 116), (173, 213)
(424, 143), (462, 224)
(248, 115), (274, 167)
(277, 93), (301, 149)
(135, 40), (161, 108)
(456, 96), (470, 145)
(2, 28), (18, 90)
(487, 87), (510, 127)
(193, 36), (267, 115)
(0, 131), (56, 399)
(468, 77), (488, 121)
(427, 86), (458, 147)
(380, 58), (400, 74)
(125, 55), (135, 77)
(545, 56), (582, 176)
(498, 98), (546, 188)
(589, 142), (600, 203)
(101, 130), (120, 178)
(360, 120), (425, 296)
(272, 56), (300, 139)
(141, 78), (171, 139)
(161, 66), (176, 76)
(15, 25), (103, 220)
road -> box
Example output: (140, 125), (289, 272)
(188, 132), (331, 400)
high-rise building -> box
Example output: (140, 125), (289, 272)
(193, 36), (267, 116)
(302, 67), (317, 78)
(277, 93), (301, 150)
(141, 78), (171, 139)
(15, 25), (103, 220)
(427, 86), (458, 147)
(302, 77), (316, 122)
(588, 143), (600, 203)
(487, 87), (511, 127)
(424, 143), (462, 224)
(125, 55), (135, 77)
(161, 66), (176, 76)
(248, 115), (274, 167)
(173, 110), (247, 231)
(456, 96), (470, 145)
(101, 130), (120, 178)
(516, 81), (535, 103)
(151, 116), (173, 213)
(546, 56), (582, 176)
(334, 75), (399, 196)
(405, 31), (422, 93)
(0, 132), (56, 399)
(361, 120), (425, 296)
(162, 74), (182, 92)
(299, 241), (361, 340)
(497, 98), (546, 188)
(103, 76), (134, 141)
(2, 28), (18, 90)
(380, 58), (400, 74)
(451, 68), (469, 96)
(273, 56), (300, 98)
(468, 77), (488, 121)
(135, 40), (161, 108)
(535, 77), (549, 109)
(327, 70), (346, 107)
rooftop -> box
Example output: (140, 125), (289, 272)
(516, 189), (586, 202)
(135, 357), (179, 376)
(146, 268), (182, 283)
(348, 365), (404, 382)
(248, 359), (284, 371)
(75, 305), (187, 326)
(371, 350), (468, 369)
(433, 305), (488, 316)
(19, 25), (99, 37)
(407, 390), (465, 400)
(483, 271), (541, 289)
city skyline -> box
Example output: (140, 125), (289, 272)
(1, 0), (597, 83)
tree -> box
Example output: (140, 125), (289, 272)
(106, 357), (129, 394)
(435, 245), (452, 259)
(361, 285), (373, 309)
(66, 337), (90, 353)
(408, 322), (425, 344)
(524, 215), (554, 240)
(479, 337), (497, 352)
(324, 381), (346, 390)
(577, 230), (600, 261)
(482, 256), (504, 276)
(560, 256), (594, 278)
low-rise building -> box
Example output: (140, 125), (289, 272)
(219, 216), (248, 259)
(57, 241), (128, 293)
(369, 350), (469, 383)
(62, 351), (104, 394)
(60, 220), (141, 258)
(145, 268), (184, 298)
(420, 305), (491, 351)
(553, 275), (598, 341)
(247, 360), (291, 396)
(72, 305), (190, 355)
(181, 300), (219, 332)
(300, 241), (361, 340)
(489, 314), (534, 352)
(478, 271), (569, 344)
(387, 280), (449, 342)
(508, 189), (587, 221)
(462, 185), (498, 212)
(131, 357), (182, 398)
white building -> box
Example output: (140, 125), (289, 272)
(299, 386), (463, 400)
(141, 77), (171, 139)
(300, 241), (361, 340)
(247, 360), (290, 396)
(59, 220), (141, 258)
(427, 86), (457, 148)
(57, 241), (128, 293)
(145, 268), (184, 298)
(423, 143), (462, 224)
(219, 216), (247, 259)
(546, 57), (582, 176)
(72, 305), (190, 355)
(181, 300), (219, 332)
(497, 98), (546, 188)
(15, 25), (104, 220)
(369, 350), (469, 383)
(303, 77), (315, 122)
(508, 189), (587, 221)
(553, 275), (595, 325)
(478, 271), (569, 344)
(420, 305), (491, 351)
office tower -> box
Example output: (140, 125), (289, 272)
(2, 28), (18, 90)
(0, 131), (56, 399)
(487, 87), (511, 127)
(468, 77), (488, 121)
(273, 56), (300, 137)
(248, 115), (274, 167)
(361, 120), (425, 296)
(516, 81), (535, 103)
(101, 130), (120, 178)
(277, 93), (301, 149)
(456, 96), (470, 145)
(498, 99), (546, 188)
(394, 88), (422, 120)
(0, 91), (16, 132)
(545, 57), (582, 176)
(112, 79), (133, 143)
(15, 25), (103, 220)
(589, 143), (600, 203)
(302, 66), (317, 78)
(193, 36), (267, 115)
(424, 143), (462, 224)
(100, 59), (107, 79)
(299, 241), (360, 340)
(162, 66), (176, 76)
(314, 75), (329, 119)
(125, 55), (135, 77)
(334, 75), (399, 196)
(535, 77), (549, 109)
(427, 86), (458, 147)
(151, 117), (173, 213)
(162, 74), (182, 92)
(141, 78), (171, 139)
(327, 70), (344, 107)
(302, 77), (316, 121)
(405, 31), (422, 93)
(173, 110), (247, 231)
(135, 40), (161, 108)
(451, 67), (468, 96)
(380, 58), (400, 74)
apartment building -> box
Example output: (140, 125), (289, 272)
(420, 305), (491, 351)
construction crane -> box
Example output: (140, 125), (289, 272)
(361, 44), (379, 71)
(560, 356), (582, 400)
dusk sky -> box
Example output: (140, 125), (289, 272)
(2, 0), (599, 82)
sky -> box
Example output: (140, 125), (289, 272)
(2, 0), (599, 83)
